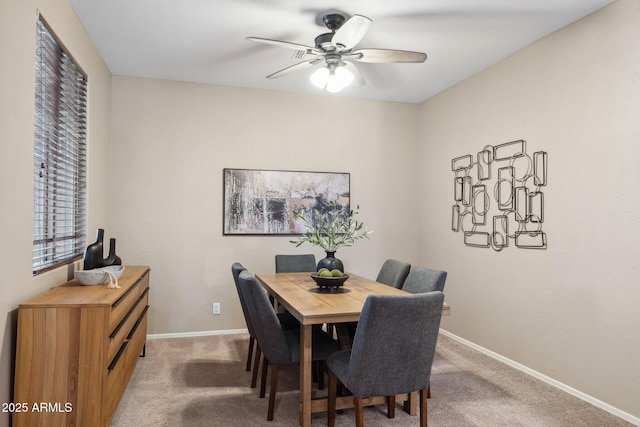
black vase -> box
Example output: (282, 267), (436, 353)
(103, 238), (122, 266)
(83, 228), (104, 270)
(316, 251), (344, 273)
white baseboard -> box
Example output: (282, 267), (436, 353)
(439, 329), (640, 426)
(147, 328), (248, 339)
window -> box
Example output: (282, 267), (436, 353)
(32, 16), (87, 274)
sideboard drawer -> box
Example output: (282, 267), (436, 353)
(105, 340), (128, 421)
(108, 288), (149, 363)
(105, 307), (149, 424)
(127, 308), (149, 370)
(137, 271), (150, 297)
(109, 277), (144, 331)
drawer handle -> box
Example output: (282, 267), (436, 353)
(112, 283), (138, 308)
(112, 269), (150, 308)
(110, 290), (150, 339)
(127, 305), (150, 340)
(108, 341), (128, 371)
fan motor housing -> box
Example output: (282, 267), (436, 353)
(314, 33), (335, 50)
(315, 14), (348, 50)
(322, 14), (345, 31)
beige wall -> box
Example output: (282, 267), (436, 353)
(110, 78), (422, 334)
(419, 0), (639, 420)
(0, 0), (112, 424)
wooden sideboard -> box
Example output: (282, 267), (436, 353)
(13, 265), (150, 427)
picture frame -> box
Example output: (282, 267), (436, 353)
(223, 168), (350, 235)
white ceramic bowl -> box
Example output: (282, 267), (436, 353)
(74, 265), (125, 286)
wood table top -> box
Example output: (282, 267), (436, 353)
(256, 272), (410, 325)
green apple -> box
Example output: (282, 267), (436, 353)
(331, 269), (342, 277)
(319, 269), (333, 277)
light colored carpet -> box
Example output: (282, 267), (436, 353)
(110, 333), (632, 427)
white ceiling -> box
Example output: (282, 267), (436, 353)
(68, 0), (615, 104)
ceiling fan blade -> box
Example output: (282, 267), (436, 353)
(332, 15), (372, 50)
(246, 37), (322, 56)
(353, 48), (427, 63)
(266, 59), (322, 79)
(343, 61), (365, 88)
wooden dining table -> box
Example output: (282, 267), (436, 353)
(255, 271), (450, 427)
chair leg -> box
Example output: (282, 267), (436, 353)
(246, 337), (255, 372)
(260, 357), (269, 398)
(251, 344), (261, 388)
(316, 361), (325, 390)
(328, 370), (338, 427)
(326, 323), (335, 338)
(387, 395), (396, 418)
(267, 364), (280, 421)
(420, 388), (428, 427)
(335, 324), (352, 349)
(404, 390), (417, 415)
(427, 384), (431, 398)
(354, 397), (365, 427)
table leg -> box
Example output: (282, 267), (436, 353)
(300, 324), (312, 427)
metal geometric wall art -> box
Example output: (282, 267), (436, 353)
(451, 140), (548, 251)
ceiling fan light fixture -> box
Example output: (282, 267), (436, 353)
(310, 67), (329, 88)
(326, 70), (344, 93)
(311, 64), (354, 92)
(334, 65), (354, 87)
(249, 12), (427, 93)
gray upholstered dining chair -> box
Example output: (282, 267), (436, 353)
(327, 291), (445, 427)
(274, 254), (317, 315)
(376, 259), (411, 288)
(401, 266), (447, 294)
(232, 263), (255, 373)
(231, 263), (298, 388)
(275, 253), (324, 335)
(237, 270), (341, 421)
(345, 258), (411, 340)
(399, 266), (447, 399)
(275, 253), (317, 272)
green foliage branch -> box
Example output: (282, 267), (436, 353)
(290, 202), (372, 252)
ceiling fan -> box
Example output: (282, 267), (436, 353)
(246, 13), (427, 93)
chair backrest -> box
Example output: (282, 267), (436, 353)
(347, 292), (445, 397)
(275, 254), (317, 272)
(401, 266), (447, 294)
(232, 262), (245, 286)
(231, 262), (257, 338)
(237, 270), (292, 364)
(375, 259), (411, 288)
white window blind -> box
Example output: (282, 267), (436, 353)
(33, 17), (87, 274)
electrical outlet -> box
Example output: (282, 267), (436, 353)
(212, 303), (221, 315)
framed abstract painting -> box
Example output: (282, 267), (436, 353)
(223, 168), (350, 235)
